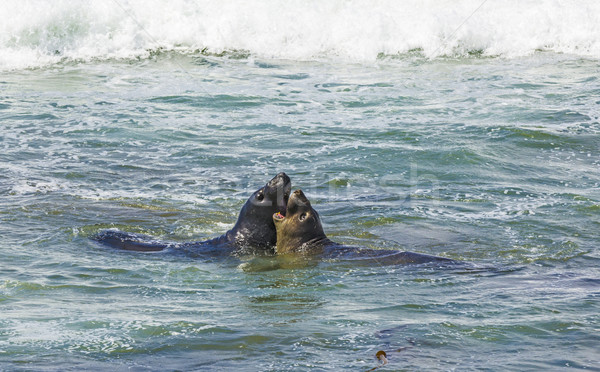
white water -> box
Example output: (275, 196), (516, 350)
(1, 0), (599, 70)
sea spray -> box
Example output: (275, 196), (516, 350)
(1, 0), (599, 70)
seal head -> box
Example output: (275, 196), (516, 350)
(228, 172), (291, 251)
(273, 189), (327, 254)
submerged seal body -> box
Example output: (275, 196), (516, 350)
(94, 172), (291, 256)
(273, 189), (454, 265)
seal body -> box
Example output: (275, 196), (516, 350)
(94, 172), (291, 255)
(273, 189), (454, 265)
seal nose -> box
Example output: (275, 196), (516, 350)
(291, 189), (310, 205)
(276, 172), (290, 186)
(269, 172), (291, 188)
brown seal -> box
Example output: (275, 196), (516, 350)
(273, 189), (455, 265)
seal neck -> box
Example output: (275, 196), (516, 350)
(277, 235), (332, 255)
(225, 226), (276, 252)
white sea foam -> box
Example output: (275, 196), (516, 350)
(1, 0), (599, 70)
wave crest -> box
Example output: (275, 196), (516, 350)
(1, 0), (599, 69)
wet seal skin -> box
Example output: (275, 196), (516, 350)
(93, 172), (291, 256)
(273, 189), (456, 265)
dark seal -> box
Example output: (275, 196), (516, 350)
(273, 189), (455, 265)
(94, 172), (291, 256)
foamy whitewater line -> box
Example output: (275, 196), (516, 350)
(1, 0), (599, 70)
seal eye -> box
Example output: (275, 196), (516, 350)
(299, 212), (307, 221)
(256, 193), (264, 201)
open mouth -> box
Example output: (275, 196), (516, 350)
(274, 188), (290, 216)
(274, 191), (289, 222)
(281, 190), (290, 210)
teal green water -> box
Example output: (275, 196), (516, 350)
(1, 53), (599, 370)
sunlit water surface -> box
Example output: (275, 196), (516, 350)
(1, 53), (599, 370)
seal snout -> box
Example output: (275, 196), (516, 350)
(290, 189), (310, 206)
(268, 172), (291, 188)
(276, 172), (291, 185)
(267, 172), (291, 214)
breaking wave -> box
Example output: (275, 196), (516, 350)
(1, 0), (599, 70)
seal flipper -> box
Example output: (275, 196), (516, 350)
(93, 230), (171, 252)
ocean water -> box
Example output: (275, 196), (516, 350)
(1, 1), (600, 371)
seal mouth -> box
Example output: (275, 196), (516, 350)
(266, 172), (291, 215)
(280, 190), (290, 214)
(273, 183), (290, 222)
(276, 189), (310, 222)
